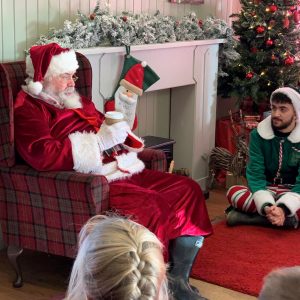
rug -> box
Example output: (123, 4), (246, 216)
(191, 221), (300, 296)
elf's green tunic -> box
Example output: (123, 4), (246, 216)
(246, 115), (300, 215)
(247, 130), (300, 193)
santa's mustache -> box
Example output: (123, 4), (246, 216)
(63, 87), (75, 94)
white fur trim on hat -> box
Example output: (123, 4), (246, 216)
(27, 80), (43, 95)
(271, 87), (300, 120)
(45, 49), (79, 78)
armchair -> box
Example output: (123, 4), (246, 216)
(0, 52), (166, 287)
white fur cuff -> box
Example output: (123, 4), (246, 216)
(277, 192), (300, 216)
(253, 190), (276, 215)
(69, 131), (102, 173)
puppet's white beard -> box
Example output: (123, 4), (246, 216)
(117, 92), (138, 104)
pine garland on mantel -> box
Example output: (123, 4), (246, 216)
(33, 1), (239, 78)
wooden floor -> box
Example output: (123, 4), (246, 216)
(0, 188), (256, 300)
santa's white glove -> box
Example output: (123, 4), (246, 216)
(97, 121), (129, 151)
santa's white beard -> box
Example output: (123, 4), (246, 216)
(59, 88), (82, 109)
(44, 86), (82, 109)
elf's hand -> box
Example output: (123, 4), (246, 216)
(97, 121), (129, 151)
(265, 205), (285, 226)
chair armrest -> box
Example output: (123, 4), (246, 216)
(138, 148), (167, 172)
(45, 170), (110, 214)
(0, 165), (110, 257)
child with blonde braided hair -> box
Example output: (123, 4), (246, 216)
(65, 215), (169, 300)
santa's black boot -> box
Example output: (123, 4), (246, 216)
(168, 236), (208, 300)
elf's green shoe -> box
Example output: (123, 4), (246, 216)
(226, 208), (271, 227)
(284, 216), (298, 229)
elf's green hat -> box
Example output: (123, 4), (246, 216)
(113, 46), (160, 97)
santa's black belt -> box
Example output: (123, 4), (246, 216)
(102, 144), (128, 163)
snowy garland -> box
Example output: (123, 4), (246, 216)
(34, 2), (239, 77)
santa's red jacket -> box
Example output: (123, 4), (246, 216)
(14, 90), (213, 253)
(14, 90), (145, 182)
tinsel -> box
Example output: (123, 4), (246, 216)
(33, 1), (239, 78)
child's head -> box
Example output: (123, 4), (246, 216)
(66, 215), (168, 300)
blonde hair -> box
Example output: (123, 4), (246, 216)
(65, 215), (169, 300)
(259, 266), (300, 300)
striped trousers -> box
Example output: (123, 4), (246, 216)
(226, 185), (300, 220)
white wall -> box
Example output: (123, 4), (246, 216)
(0, 0), (241, 61)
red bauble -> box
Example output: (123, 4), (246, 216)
(266, 39), (274, 46)
(246, 72), (254, 79)
(251, 47), (258, 53)
(293, 11), (300, 24)
(283, 16), (290, 29)
(271, 54), (276, 61)
(269, 4), (278, 13)
(89, 13), (96, 20)
(198, 19), (203, 27)
(289, 6), (297, 12)
(256, 25), (265, 34)
(284, 56), (295, 65)
(122, 16), (128, 22)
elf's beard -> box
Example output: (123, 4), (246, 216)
(271, 115), (295, 131)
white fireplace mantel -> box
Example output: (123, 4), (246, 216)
(78, 39), (224, 189)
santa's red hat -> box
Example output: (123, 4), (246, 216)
(26, 43), (79, 95)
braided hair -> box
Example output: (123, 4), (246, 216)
(65, 215), (169, 300)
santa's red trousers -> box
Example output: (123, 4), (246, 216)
(109, 169), (213, 259)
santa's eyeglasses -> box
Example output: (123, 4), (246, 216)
(59, 74), (78, 82)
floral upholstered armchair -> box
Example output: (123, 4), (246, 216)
(0, 52), (166, 287)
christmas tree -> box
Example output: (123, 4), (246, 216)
(219, 0), (300, 106)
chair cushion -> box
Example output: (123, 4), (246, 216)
(0, 165), (109, 257)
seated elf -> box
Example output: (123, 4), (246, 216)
(226, 87), (300, 229)
(14, 42), (212, 300)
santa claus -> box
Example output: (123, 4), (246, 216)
(14, 42), (212, 300)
